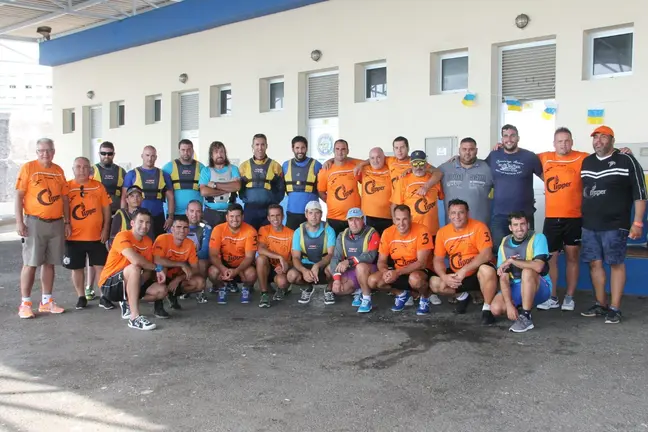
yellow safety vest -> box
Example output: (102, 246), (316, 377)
(133, 167), (165, 200)
(92, 164), (124, 197)
(170, 159), (200, 191)
(285, 158), (317, 193)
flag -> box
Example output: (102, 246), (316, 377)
(587, 108), (605, 124)
(542, 102), (557, 120)
(462, 92), (476, 107)
(504, 97), (522, 111)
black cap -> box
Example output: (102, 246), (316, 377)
(410, 150), (427, 162)
(126, 185), (144, 196)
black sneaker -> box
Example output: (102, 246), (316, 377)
(581, 304), (608, 317)
(454, 294), (471, 314)
(604, 309), (622, 324)
(481, 310), (495, 326)
(99, 296), (115, 310)
(75, 296), (87, 310)
(119, 301), (131, 320)
(168, 295), (181, 310)
(154, 300), (170, 319)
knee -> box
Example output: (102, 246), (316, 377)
(208, 265), (220, 279)
(429, 276), (441, 293)
(287, 269), (298, 284)
(124, 264), (142, 276)
(244, 267), (258, 282)
(355, 263), (370, 276)
(276, 275), (289, 289)
(521, 268), (537, 281)
(152, 284), (167, 299)
(257, 256), (269, 268)
(491, 301), (505, 316)
(367, 273), (379, 289)
(408, 273), (423, 288)
(195, 276), (206, 290)
(477, 265), (496, 282)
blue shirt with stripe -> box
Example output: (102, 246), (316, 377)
(123, 168), (173, 217)
(162, 160), (207, 215)
(282, 158), (322, 214)
(291, 222), (336, 265)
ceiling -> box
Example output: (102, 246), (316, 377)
(0, 0), (179, 42)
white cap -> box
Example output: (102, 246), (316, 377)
(305, 200), (322, 213)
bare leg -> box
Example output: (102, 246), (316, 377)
(520, 269), (539, 312)
(256, 256), (271, 293)
(564, 246), (580, 297)
(20, 266), (37, 298)
(477, 265), (498, 305)
(71, 269), (85, 297)
(609, 263), (625, 309)
(123, 264), (143, 320)
(589, 260), (608, 306)
(548, 253), (559, 298)
(40, 264), (55, 295)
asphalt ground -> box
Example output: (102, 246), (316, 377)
(0, 227), (647, 432)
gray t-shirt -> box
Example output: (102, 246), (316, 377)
(439, 159), (493, 226)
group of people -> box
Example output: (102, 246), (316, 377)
(14, 124), (646, 332)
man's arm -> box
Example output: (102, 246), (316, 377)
(433, 255), (448, 277)
(509, 257), (546, 274)
(317, 246), (334, 268)
(15, 190), (25, 235)
(122, 248), (157, 270)
(376, 253), (389, 272)
(423, 166), (443, 188)
(351, 231), (380, 265)
(120, 186), (128, 208)
(101, 205), (111, 240)
(628, 154), (647, 228)
(232, 251), (256, 275)
(291, 249), (308, 273)
(62, 195), (70, 223)
(258, 241), (283, 261)
(319, 191), (328, 202)
(395, 249), (431, 275)
(165, 190), (175, 216)
(153, 255), (190, 269)
(458, 248), (493, 275)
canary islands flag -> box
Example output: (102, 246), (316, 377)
(462, 92), (476, 107)
(587, 108), (605, 124)
(505, 97), (522, 111)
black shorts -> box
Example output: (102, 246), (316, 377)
(543, 217), (582, 253)
(63, 240), (108, 270)
(303, 263), (329, 282)
(392, 268), (434, 291)
(100, 270), (155, 302)
(222, 262), (243, 283)
(327, 218), (349, 237)
(366, 216), (393, 236)
(286, 212), (307, 230)
(446, 263), (495, 292)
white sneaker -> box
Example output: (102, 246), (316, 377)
(429, 294), (442, 306)
(561, 297), (575, 311)
(537, 297), (560, 310)
(404, 296), (415, 307)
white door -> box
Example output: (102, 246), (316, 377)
(90, 106), (102, 163)
(307, 71), (339, 165)
(500, 40), (556, 230)
(180, 92), (199, 156)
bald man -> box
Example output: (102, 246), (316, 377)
(358, 147), (393, 235)
(122, 146), (175, 237)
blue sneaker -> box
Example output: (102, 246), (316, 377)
(391, 291), (411, 312)
(351, 292), (362, 307)
(416, 298), (431, 315)
(241, 286), (251, 304)
(357, 298), (372, 313)
(217, 288), (227, 305)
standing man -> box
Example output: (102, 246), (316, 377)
(199, 141), (241, 228)
(109, 185), (145, 248)
(580, 126), (647, 324)
(122, 145), (174, 238)
(63, 157), (113, 310)
(92, 141), (126, 215)
(238, 134), (285, 230)
(162, 139), (206, 217)
(317, 139), (361, 236)
(16, 138), (70, 319)
(283, 136), (322, 230)
(184, 200), (211, 303)
(357, 147), (393, 235)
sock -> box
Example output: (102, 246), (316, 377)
(21, 297), (31, 305)
(362, 294), (371, 300)
(482, 303), (491, 311)
(564, 295), (573, 302)
(42, 294), (51, 304)
(609, 306), (619, 312)
(456, 292), (469, 301)
(522, 309), (532, 319)
(551, 296), (558, 301)
(354, 289), (361, 296)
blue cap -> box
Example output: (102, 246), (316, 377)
(346, 207), (364, 220)
(410, 150), (427, 162)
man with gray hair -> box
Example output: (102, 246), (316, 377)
(358, 147), (393, 235)
(15, 138), (71, 319)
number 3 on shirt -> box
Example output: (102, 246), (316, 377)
(421, 233), (430, 245)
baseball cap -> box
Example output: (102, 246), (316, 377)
(410, 150), (427, 162)
(305, 200), (322, 213)
(591, 125), (614, 137)
(346, 207), (364, 220)
(126, 185), (144, 196)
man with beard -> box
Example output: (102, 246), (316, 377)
(199, 141), (241, 228)
(357, 147), (393, 235)
(182, 200), (211, 304)
(162, 139), (206, 217)
(109, 186), (145, 248)
(282, 136), (322, 230)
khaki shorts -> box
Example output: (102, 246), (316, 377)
(22, 216), (65, 267)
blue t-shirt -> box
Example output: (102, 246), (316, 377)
(123, 168), (173, 217)
(198, 165), (241, 211)
(497, 232), (550, 282)
(162, 161), (207, 215)
(188, 223), (212, 260)
(282, 158), (322, 214)
(291, 222), (336, 265)
(486, 148), (542, 216)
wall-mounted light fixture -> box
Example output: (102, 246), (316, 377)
(179, 73), (188, 84)
(310, 50), (322, 62)
(86, 90), (95, 99)
(36, 25), (52, 40)
(515, 14), (530, 29)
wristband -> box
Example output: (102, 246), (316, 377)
(633, 221), (644, 228)
(155, 264), (163, 272)
(333, 273), (341, 281)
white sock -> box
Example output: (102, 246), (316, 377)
(362, 294), (371, 300)
(482, 303), (491, 311)
(456, 292), (469, 301)
(354, 289), (361, 296)
(22, 297), (31, 304)
(42, 294), (52, 304)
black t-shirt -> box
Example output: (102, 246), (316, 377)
(581, 150), (647, 231)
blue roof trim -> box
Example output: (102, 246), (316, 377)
(39, 0), (327, 66)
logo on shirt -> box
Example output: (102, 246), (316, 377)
(414, 197), (436, 214)
(495, 160), (524, 175)
(546, 175), (572, 193)
(72, 202), (97, 220)
(608, 161), (616, 168)
(450, 252), (474, 270)
(334, 184), (354, 201)
(364, 180), (385, 195)
(583, 183), (606, 198)
(37, 188), (61, 206)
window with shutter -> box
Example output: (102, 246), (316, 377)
(90, 107), (102, 139)
(180, 92), (199, 131)
(308, 73), (339, 119)
(501, 43), (556, 101)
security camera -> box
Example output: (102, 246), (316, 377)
(37, 26), (52, 41)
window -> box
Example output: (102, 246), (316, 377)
(440, 52), (468, 92)
(365, 64), (387, 100)
(219, 86), (232, 115)
(154, 97), (161, 122)
(109, 100), (125, 128)
(71, 111), (76, 132)
(270, 80), (284, 110)
(145, 94), (162, 125)
(118, 102), (125, 126)
(587, 27), (633, 78)
(62, 108), (75, 134)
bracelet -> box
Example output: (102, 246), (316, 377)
(333, 273), (341, 281)
(155, 264), (163, 272)
(633, 221), (644, 228)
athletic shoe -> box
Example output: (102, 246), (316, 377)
(85, 287), (95, 301)
(209, 286), (219, 294)
(241, 286), (251, 304)
(272, 288), (284, 301)
(179, 293), (191, 300)
(227, 282), (239, 293)
(298, 286), (314, 304)
(561, 297), (575, 311)
(168, 295), (181, 310)
(128, 315), (156, 331)
(38, 299), (64, 314)
(217, 287), (227, 305)
(429, 295), (442, 306)
(99, 296), (115, 310)
(481, 310), (496, 326)
(351, 292), (362, 307)
(259, 292), (271, 308)
(18, 302), (34, 319)
(605, 309), (622, 324)
(581, 304), (608, 317)
(454, 294), (471, 314)
(357, 298), (372, 313)
(119, 301), (130, 319)
(509, 314), (534, 333)
(404, 296), (415, 307)
(324, 290), (335, 305)
(416, 298), (431, 315)
(391, 291), (411, 312)
(154, 300), (170, 319)
(196, 291), (208, 304)
(537, 297), (560, 310)
(75, 296), (87, 310)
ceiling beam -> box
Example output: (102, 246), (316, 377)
(0, 34), (38, 43)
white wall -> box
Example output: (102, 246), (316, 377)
(50, 0), (648, 175)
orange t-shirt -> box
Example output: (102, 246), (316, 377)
(379, 222), (434, 270)
(434, 219), (493, 276)
(209, 222), (258, 268)
(153, 233), (198, 277)
(391, 172), (444, 235)
(317, 160), (360, 220)
(385, 156), (411, 189)
(67, 179), (112, 241)
(538, 151), (589, 218)
(358, 166), (392, 219)
(99, 230), (153, 286)
(258, 225), (294, 267)
(15, 160), (69, 220)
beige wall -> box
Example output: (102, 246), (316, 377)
(50, 0), (648, 175)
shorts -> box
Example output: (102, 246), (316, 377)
(303, 263), (329, 282)
(22, 216), (65, 267)
(63, 240), (108, 270)
(392, 268), (434, 291)
(100, 270), (155, 302)
(543, 217), (582, 252)
(366, 216), (393, 236)
(327, 218), (349, 237)
(222, 262), (243, 283)
(286, 212), (307, 231)
(580, 228), (628, 265)
(447, 263), (495, 292)
(510, 275), (551, 307)
(340, 264), (378, 289)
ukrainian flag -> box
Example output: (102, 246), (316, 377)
(587, 109), (605, 124)
(542, 103), (557, 120)
(505, 97), (522, 111)
(462, 92), (476, 106)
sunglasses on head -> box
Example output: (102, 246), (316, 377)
(100, 151), (114, 156)
(411, 160), (426, 167)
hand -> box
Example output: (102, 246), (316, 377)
(335, 260), (350, 274)
(442, 274), (461, 290)
(64, 223), (72, 238)
(619, 147), (633, 155)
(506, 304), (519, 321)
(163, 217), (173, 231)
(454, 268), (467, 282)
(493, 142), (503, 151)
(415, 184), (430, 196)
(16, 221), (27, 237)
(181, 265), (193, 279)
(332, 279), (341, 293)
(100, 230), (109, 244)
(629, 225), (643, 240)
(322, 159), (333, 170)
(383, 269), (398, 284)
(447, 155), (459, 163)
(220, 268), (234, 281)
(401, 168), (412, 178)
(278, 257), (289, 274)
(302, 269), (315, 283)
(353, 164), (364, 177)
(497, 265), (509, 277)
(310, 264), (320, 283)
(156, 271), (166, 284)
(208, 181), (218, 189)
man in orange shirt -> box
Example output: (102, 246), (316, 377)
(152, 215), (206, 313)
(430, 199), (498, 323)
(357, 147), (393, 235)
(15, 138), (71, 319)
(63, 157), (113, 311)
(208, 203), (258, 305)
(98, 208), (168, 331)
(317, 139), (361, 236)
(367, 205), (435, 315)
(256, 204), (294, 307)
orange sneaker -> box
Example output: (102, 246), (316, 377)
(18, 302), (35, 319)
(38, 299), (65, 314)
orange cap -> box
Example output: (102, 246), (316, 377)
(591, 125), (614, 137)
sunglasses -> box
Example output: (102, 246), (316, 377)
(411, 160), (426, 168)
(80, 185), (85, 198)
(100, 151), (114, 156)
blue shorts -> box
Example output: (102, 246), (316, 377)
(510, 275), (551, 308)
(580, 228), (628, 265)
